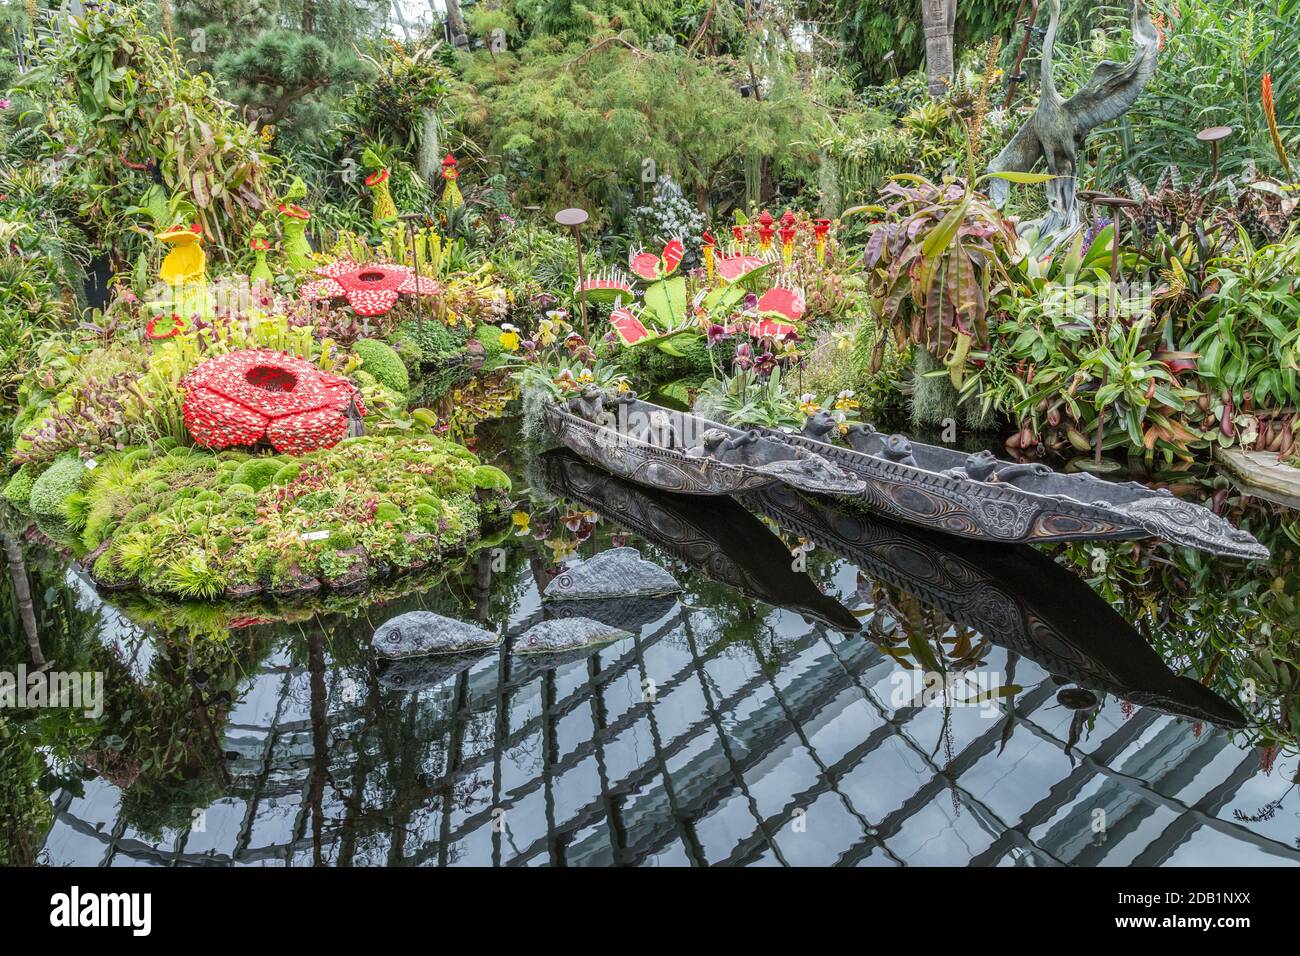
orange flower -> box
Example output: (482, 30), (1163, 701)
(1262, 72), (1292, 178)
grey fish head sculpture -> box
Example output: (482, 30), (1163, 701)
(371, 610), (502, 659)
(543, 546), (682, 601)
(516, 617), (633, 656)
(377, 652), (483, 692)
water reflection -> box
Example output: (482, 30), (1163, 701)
(3, 445), (1299, 867)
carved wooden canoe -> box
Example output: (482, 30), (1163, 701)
(763, 420), (1269, 561)
(739, 484), (1246, 727)
(541, 394), (867, 497)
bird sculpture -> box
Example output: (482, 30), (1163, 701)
(985, 0), (1160, 244)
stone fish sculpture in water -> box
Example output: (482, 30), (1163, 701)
(542, 546), (681, 601)
(377, 653), (482, 692)
(512, 617), (634, 675)
(371, 610), (501, 658)
(516, 617), (633, 655)
(546, 593), (678, 632)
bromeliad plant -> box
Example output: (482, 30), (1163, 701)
(862, 173), (1036, 382)
(959, 225), (1204, 461)
(1187, 228), (1300, 457)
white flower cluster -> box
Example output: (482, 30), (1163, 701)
(635, 174), (704, 261)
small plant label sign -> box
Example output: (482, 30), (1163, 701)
(300, 530), (329, 542)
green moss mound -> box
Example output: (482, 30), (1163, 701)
(78, 435), (509, 600)
(231, 458), (283, 492)
(28, 456), (87, 521)
(353, 338), (410, 394)
(2, 465), (38, 513)
(469, 464), (512, 491)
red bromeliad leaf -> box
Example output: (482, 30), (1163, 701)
(610, 308), (651, 345)
(629, 250), (661, 281)
(661, 238), (685, 275)
(756, 286), (806, 322)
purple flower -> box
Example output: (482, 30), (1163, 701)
(0, 99), (10, 110)
(742, 292), (759, 310)
(1084, 215), (1112, 249)
(706, 324), (729, 346)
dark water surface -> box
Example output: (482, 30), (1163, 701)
(5, 419), (1300, 867)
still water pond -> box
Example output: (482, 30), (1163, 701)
(5, 420), (1300, 866)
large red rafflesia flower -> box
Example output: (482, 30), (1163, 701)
(181, 349), (365, 456)
(298, 260), (439, 317)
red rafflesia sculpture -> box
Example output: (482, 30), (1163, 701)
(181, 349), (365, 456)
(299, 260), (438, 317)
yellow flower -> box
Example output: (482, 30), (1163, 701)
(616, 379), (631, 393)
(834, 332), (852, 351)
(499, 323), (521, 352)
(798, 392), (820, 417)
(577, 368), (594, 384)
(511, 511), (531, 535)
(545, 538), (577, 561)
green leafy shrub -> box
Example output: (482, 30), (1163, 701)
(469, 465), (512, 491)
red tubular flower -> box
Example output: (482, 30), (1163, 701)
(813, 218), (832, 239)
(364, 168), (390, 187)
(278, 203), (310, 220)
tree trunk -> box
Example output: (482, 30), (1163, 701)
(442, 0), (468, 47)
(923, 0), (957, 98)
(2, 530), (43, 669)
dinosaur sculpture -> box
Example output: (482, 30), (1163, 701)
(986, 0), (1159, 242)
